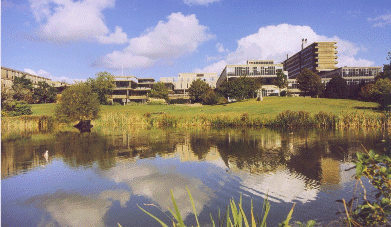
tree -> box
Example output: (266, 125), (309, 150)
(12, 75), (34, 102)
(325, 76), (349, 99)
(374, 78), (391, 110)
(33, 81), (57, 103)
(376, 52), (391, 80)
(149, 82), (169, 100)
(296, 68), (323, 97)
(201, 88), (219, 105)
(273, 71), (288, 96)
(188, 79), (211, 103)
(218, 76), (261, 101)
(55, 82), (100, 122)
(86, 71), (115, 105)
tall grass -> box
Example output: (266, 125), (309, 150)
(131, 187), (316, 227)
(1, 115), (56, 139)
(95, 110), (390, 130)
(3, 110), (390, 138)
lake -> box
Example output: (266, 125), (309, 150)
(2, 127), (389, 226)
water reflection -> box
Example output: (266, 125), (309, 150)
(27, 190), (130, 227)
(2, 127), (390, 226)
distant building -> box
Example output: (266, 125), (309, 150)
(111, 76), (155, 104)
(216, 60), (288, 97)
(320, 66), (382, 85)
(283, 42), (338, 78)
(1, 66), (67, 90)
(160, 73), (218, 94)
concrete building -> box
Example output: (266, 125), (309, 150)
(283, 42), (338, 78)
(216, 60), (288, 96)
(320, 66), (382, 85)
(111, 76), (155, 104)
(110, 76), (175, 104)
(1, 66), (67, 90)
(160, 73), (218, 94)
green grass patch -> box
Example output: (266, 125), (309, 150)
(31, 97), (381, 118)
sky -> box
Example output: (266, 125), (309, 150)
(1, 0), (391, 83)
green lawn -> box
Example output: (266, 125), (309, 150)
(31, 97), (381, 118)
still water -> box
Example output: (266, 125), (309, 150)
(2, 127), (390, 226)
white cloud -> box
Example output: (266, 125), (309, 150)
(184, 0), (220, 6)
(29, 0), (128, 43)
(97, 26), (128, 44)
(195, 24), (374, 73)
(96, 12), (214, 69)
(24, 68), (76, 84)
(216, 43), (228, 53)
(368, 14), (391, 27)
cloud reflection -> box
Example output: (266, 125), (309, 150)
(102, 161), (214, 218)
(27, 190), (130, 227)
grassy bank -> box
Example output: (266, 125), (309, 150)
(3, 97), (386, 137)
(31, 97), (382, 118)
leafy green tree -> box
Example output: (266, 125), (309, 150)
(218, 76), (261, 100)
(12, 75), (34, 102)
(55, 82), (100, 122)
(273, 71), (288, 96)
(33, 81), (57, 103)
(296, 68), (323, 97)
(86, 71), (115, 105)
(325, 76), (349, 99)
(188, 79), (211, 103)
(201, 88), (219, 105)
(359, 83), (377, 102)
(374, 78), (391, 110)
(376, 52), (391, 80)
(149, 82), (169, 100)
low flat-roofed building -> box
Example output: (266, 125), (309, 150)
(216, 60), (288, 96)
(160, 73), (218, 95)
(320, 66), (382, 85)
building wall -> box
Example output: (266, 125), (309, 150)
(1, 66), (66, 89)
(111, 76), (156, 104)
(320, 66), (382, 85)
(216, 60), (288, 96)
(160, 73), (218, 93)
(283, 42), (338, 78)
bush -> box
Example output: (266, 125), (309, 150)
(1, 101), (32, 117)
(325, 76), (349, 99)
(201, 89), (218, 105)
(55, 83), (100, 122)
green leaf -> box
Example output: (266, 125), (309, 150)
(170, 190), (185, 227)
(356, 162), (364, 176)
(186, 186), (200, 227)
(138, 205), (169, 227)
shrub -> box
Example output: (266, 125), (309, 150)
(201, 89), (218, 105)
(55, 82), (100, 122)
(1, 101), (32, 117)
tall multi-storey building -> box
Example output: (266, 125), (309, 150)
(216, 60), (288, 96)
(283, 42), (338, 78)
(320, 66), (382, 85)
(160, 73), (218, 94)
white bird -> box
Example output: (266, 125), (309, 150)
(44, 150), (49, 163)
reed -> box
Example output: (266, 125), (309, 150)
(1, 115), (56, 139)
(133, 187), (316, 227)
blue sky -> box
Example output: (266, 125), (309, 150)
(2, 0), (391, 83)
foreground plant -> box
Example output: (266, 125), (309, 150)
(121, 186), (315, 227)
(340, 150), (391, 226)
